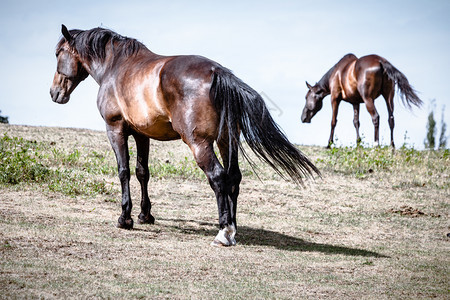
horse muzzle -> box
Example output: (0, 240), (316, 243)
(50, 88), (70, 104)
(301, 116), (311, 123)
(301, 109), (312, 123)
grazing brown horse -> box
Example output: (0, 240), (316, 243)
(301, 54), (422, 148)
(50, 25), (319, 246)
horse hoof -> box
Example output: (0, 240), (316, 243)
(210, 238), (237, 247)
(117, 217), (133, 229)
(210, 239), (229, 247)
(137, 213), (155, 225)
(210, 224), (237, 247)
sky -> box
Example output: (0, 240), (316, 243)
(0, 0), (449, 149)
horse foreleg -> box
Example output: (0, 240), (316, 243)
(328, 98), (341, 148)
(353, 104), (361, 145)
(133, 133), (155, 225)
(107, 125), (133, 229)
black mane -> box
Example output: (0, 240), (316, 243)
(58, 27), (146, 60)
(317, 66), (334, 92)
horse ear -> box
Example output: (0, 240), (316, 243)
(306, 81), (313, 90)
(61, 24), (73, 42)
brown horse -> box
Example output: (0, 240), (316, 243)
(50, 25), (319, 247)
(301, 54), (422, 148)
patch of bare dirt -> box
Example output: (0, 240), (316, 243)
(388, 205), (441, 218)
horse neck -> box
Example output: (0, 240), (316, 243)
(317, 54), (358, 95)
(82, 59), (108, 84)
(317, 68), (333, 94)
(80, 44), (155, 84)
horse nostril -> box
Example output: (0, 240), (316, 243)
(50, 89), (59, 102)
(301, 112), (311, 123)
(301, 111), (309, 123)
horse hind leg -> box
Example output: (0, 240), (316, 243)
(133, 133), (155, 224)
(352, 104), (361, 145)
(363, 98), (380, 147)
(217, 137), (242, 239)
(190, 139), (236, 246)
(383, 86), (395, 148)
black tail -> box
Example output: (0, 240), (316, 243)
(380, 60), (423, 108)
(210, 67), (320, 184)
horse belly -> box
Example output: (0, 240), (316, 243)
(128, 112), (180, 141)
(117, 85), (180, 140)
(120, 63), (181, 140)
(142, 120), (180, 141)
(343, 91), (363, 104)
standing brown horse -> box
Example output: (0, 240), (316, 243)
(301, 54), (422, 148)
(50, 25), (319, 247)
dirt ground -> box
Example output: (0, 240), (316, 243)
(0, 124), (449, 299)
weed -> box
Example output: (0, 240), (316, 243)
(317, 145), (449, 187)
(51, 148), (80, 166)
(0, 134), (115, 196)
(0, 134), (51, 184)
(148, 154), (205, 180)
(47, 170), (114, 196)
(362, 260), (374, 266)
(0, 133), (209, 196)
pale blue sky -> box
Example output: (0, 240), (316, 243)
(0, 0), (449, 148)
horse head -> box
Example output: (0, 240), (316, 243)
(301, 81), (326, 123)
(50, 25), (89, 104)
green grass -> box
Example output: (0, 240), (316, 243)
(315, 144), (449, 186)
(0, 133), (206, 197)
(3, 132), (448, 195)
(0, 133), (115, 196)
(0, 134), (51, 184)
(148, 154), (205, 180)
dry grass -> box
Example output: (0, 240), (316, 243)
(0, 124), (449, 299)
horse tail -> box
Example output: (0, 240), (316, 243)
(380, 59), (423, 108)
(210, 66), (320, 184)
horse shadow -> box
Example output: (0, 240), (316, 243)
(156, 218), (388, 258)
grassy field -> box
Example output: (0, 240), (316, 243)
(0, 124), (449, 299)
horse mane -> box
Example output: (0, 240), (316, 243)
(317, 66), (334, 92)
(58, 27), (146, 61)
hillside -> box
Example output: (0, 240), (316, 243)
(0, 124), (448, 299)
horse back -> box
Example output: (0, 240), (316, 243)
(99, 53), (222, 141)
